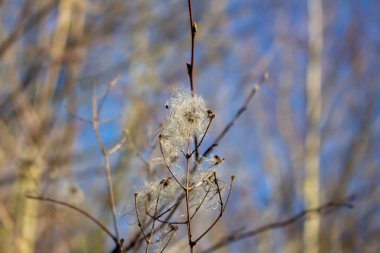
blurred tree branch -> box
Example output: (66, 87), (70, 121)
(202, 198), (354, 253)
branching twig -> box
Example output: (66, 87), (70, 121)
(97, 76), (120, 115)
(160, 225), (177, 253)
(109, 129), (128, 155)
(190, 117), (213, 157)
(194, 174), (234, 244)
(201, 199), (354, 253)
(186, 0), (196, 96)
(125, 195), (184, 251)
(185, 141), (195, 252)
(134, 193), (150, 244)
(190, 185), (212, 220)
(158, 139), (186, 190)
(145, 187), (162, 253)
(92, 83), (121, 249)
(155, 199), (183, 220)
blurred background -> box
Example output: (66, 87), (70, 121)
(0, 0), (379, 252)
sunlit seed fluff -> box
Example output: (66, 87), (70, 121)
(164, 89), (208, 143)
(159, 133), (179, 164)
(136, 177), (180, 214)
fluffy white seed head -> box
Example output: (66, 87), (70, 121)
(135, 177), (181, 216)
(161, 89), (208, 150)
(159, 133), (179, 164)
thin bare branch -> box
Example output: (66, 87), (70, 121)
(190, 117), (213, 157)
(201, 73), (269, 160)
(92, 84), (121, 247)
(98, 76), (120, 115)
(158, 140), (186, 190)
(25, 194), (117, 242)
(190, 185), (212, 220)
(125, 129), (151, 173)
(186, 0), (196, 96)
(160, 227), (177, 253)
(145, 187), (162, 253)
(185, 141), (195, 252)
(194, 174), (234, 244)
(201, 199), (354, 253)
(109, 130), (128, 155)
(145, 210), (187, 225)
(134, 193), (150, 244)
(0, 1), (57, 58)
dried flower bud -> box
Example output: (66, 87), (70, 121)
(213, 155), (224, 165)
(160, 178), (171, 188)
(207, 109), (216, 119)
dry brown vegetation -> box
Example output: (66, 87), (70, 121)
(0, 0), (378, 252)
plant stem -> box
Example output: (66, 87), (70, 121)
(187, 0), (195, 96)
(92, 86), (121, 250)
(185, 153), (194, 253)
(26, 195), (117, 242)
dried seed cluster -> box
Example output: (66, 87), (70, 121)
(160, 89), (208, 163)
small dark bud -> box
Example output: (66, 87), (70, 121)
(214, 155), (224, 165)
(192, 22), (198, 34)
(231, 175), (236, 180)
(186, 63), (192, 75)
(134, 192), (138, 197)
(160, 178), (170, 188)
(170, 224), (178, 231)
(207, 109), (216, 119)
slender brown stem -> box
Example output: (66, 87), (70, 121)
(145, 212), (187, 225)
(155, 199), (182, 220)
(92, 85), (121, 248)
(145, 183), (211, 226)
(109, 130), (127, 155)
(25, 194), (117, 242)
(186, 0), (201, 161)
(134, 194), (150, 244)
(145, 187), (162, 253)
(160, 229), (176, 253)
(194, 175), (234, 244)
(126, 195), (185, 252)
(185, 151), (195, 252)
(185, 1), (196, 249)
(190, 185), (212, 220)
(158, 140), (186, 190)
(189, 117), (213, 157)
(187, 0), (196, 96)
(97, 76), (119, 115)
(201, 73), (269, 160)
(201, 200), (353, 253)
(222, 176), (234, 213)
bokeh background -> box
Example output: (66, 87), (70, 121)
(0, 0), (379, 252)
